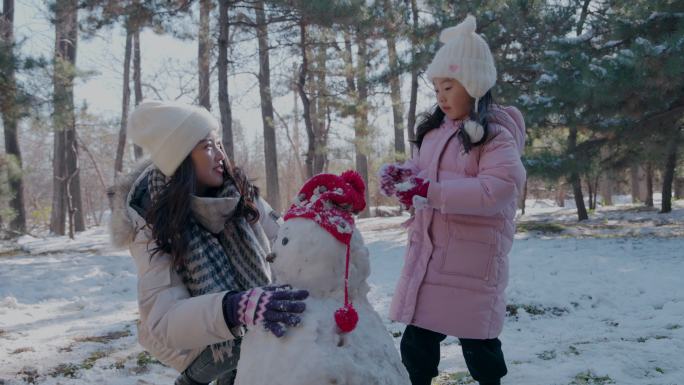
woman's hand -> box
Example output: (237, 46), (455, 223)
(222, 285), (309, 337)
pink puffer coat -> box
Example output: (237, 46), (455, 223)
(389, 105), (526, 339)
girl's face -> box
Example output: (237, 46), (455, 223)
(433, 77), (472, 120)
(190, 132), (225, 195)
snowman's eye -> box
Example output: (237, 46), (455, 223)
(281, 237), (289, 246)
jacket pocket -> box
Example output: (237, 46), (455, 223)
(403, 230), (423, 270)
(439, 222), (496, 281)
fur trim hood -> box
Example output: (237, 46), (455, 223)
(107, 160), (154, 249)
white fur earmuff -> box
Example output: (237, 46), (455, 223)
(463, 120), (485, 143)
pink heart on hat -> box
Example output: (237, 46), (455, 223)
(449, 64), (460, 73)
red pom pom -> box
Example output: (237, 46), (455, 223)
(334, 304), (358, 333)
(340, 170), (365, 194)
(340, 170), (366, 213)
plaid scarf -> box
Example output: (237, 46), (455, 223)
(148, 167), (271, 362)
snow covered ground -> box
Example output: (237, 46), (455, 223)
(1, 199), (683, 385)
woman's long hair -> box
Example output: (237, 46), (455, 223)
(412, 90), (494, 153)
(146, 149), (260, 267)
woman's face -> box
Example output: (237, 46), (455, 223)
(190, 132), (225, 195)
(433, 77), (472, 120)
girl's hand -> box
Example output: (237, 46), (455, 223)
(378, 163), (414, 197)
(396, 177), (430, 209)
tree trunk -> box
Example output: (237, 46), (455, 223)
(675, 176), (684, 200)
(568, 126), (588, 220)
(298, 21), (314, 179)
(218, 0), (234, 161)
(645, 162), (654, 207)
(1, 0), (27, 234)
(313, 31), (327, 175)
(50, 0), (68, 235)
(383, 0), (405, 159)
(50, 109), (66, 235)
(292, 62), (305, 181)
(598, 149), (613, 206)
(198, 0), (212, 110)
(576, 0), (591, 36)
(637, 165), (649, 202)
(630, 164), (642, 203)
(355, 30), (371, 218)
(592, 173), (599, 210)
(406, 0), (419, 157)
(255, 0), (281, 211)
(599, 174), (613, 206)
(114, 24), (132, 177)
(585, 173), (594, 210)
(51, 0), (84, 236)
(568, 0), (590, 222)
(132, 24), (144, 159)
(555, 183), (565, 207)
(570, 172), (588, 220)
(308, 40), (318, 172)
(660, 128), (680, 213)
(343, 30), (356, 95)
(520, 178), (527, 215)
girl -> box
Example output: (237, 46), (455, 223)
(381, 15), (526, 385)
(109, 101), (308, 385)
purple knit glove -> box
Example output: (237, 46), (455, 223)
(222, 285), (309, 337)
(378, 163), (414, 197)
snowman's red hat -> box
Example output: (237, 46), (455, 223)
(284, 170), (366, 333)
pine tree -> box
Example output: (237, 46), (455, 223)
(50, 0), (85, 237)
(218, 0), (234, 161)
(591, 1), (684, 212)
(0, 0), (27, 234)
(267, 0), (364, 178)
(82, 0), (183, 176)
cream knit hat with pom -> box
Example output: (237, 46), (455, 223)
(127, 100), (219, 176)
(425, 15), (497, 112)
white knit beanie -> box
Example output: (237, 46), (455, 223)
(425, 15), (497, 112)
(127, 100), (219, 176)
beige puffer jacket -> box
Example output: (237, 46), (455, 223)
(108, 161), (280, 372)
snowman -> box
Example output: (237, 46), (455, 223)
(234, 170), (410, 385)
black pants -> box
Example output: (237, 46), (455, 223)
(400, 325), (507, 385)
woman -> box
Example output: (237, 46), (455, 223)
(109, 100), (308, 385)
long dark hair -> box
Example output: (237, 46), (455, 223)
(412, 90), (494, 153)
(146, 152), (260, 267)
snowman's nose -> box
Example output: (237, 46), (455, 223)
(265, 252), (277, 263)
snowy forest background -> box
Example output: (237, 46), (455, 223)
(0, 0), (682, 237)
(1, 1), (684, 385)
